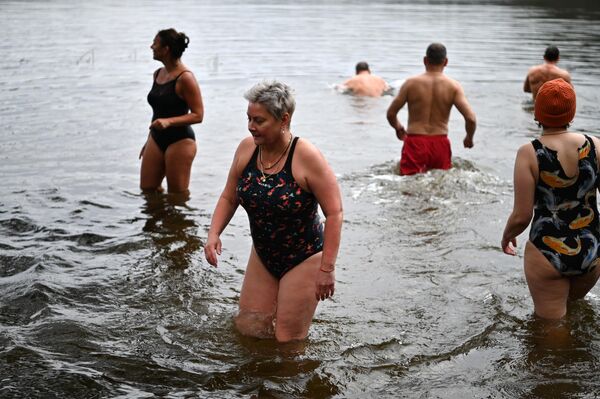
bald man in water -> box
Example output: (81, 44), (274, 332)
(386, 43), (477, 175)
(524, 46), (572, 100)
(341, 61), (389, 97)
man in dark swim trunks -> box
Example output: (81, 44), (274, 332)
(386, 43), (477, 175)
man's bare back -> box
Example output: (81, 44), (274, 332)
(387, 70), (476, 145)
(343, 72), (389, 97)
(340, 62), (389, 97)
(525, 63), (571, 100)
(524, 46), (571, 100)
(396, 72), (463, 136)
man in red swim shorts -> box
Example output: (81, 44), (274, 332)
(386, 43), (477, 175)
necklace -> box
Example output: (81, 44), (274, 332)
(541, 129), (568, 136)
(258, 134), (293, 182)
(260, 134), (293, 170)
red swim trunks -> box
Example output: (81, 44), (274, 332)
(399, 134), (452, 175)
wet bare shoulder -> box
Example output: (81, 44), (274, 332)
(401, 74), (427, 95)
(528, 64), (542, 75)
(518, 141), (537, 165)
(400, 76), (415, 90)
(293, 138), (337, 194)
(443, 76), (463, 97)
(233, 137), (257, 175)
(293, 137), (322, 164)
(446, 75), (462, 88)
(293, 138), (331, 175)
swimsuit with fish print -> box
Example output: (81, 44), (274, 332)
(529, 135), (600, 275)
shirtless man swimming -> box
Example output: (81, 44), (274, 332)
(524, 46), (571, 100)
(386, 43), (477, 175)
(341, 61), (389, 97)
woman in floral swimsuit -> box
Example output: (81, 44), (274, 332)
(205, 81), (343, 342)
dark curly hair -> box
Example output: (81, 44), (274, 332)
(157, 28), (189, 59)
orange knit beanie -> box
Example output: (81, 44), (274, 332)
(534, 78), (576, 128)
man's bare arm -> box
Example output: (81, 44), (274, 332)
(386, 82), (408, 140)
(453, 84), (476, 148)
(523, 74), (531, 93)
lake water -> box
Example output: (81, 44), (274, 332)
(2, 0), (600, 397)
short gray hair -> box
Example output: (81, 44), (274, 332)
(244, 80), (296, 122)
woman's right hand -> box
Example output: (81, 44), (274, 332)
(204, 233), (222, 266)
(501, 237), (517, 256)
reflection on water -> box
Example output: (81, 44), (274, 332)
(518, 301), (600, 399)
(141, 192), (202, 270)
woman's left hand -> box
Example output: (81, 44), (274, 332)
(150, 118), (171, 130)
(316, 270), (335, 301)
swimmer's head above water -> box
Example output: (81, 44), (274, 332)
(355, 61), (370, 74)
(425, 42), (447, 66)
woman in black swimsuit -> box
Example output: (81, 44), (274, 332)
(204, 81), (343, 343)
(140, 28), (204, 194)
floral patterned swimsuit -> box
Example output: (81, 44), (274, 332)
(529, 135), (600, 276)
(237, 137), (324, 279)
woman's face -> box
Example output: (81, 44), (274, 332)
(247, 102), (284, 145)
(150, 36), (166, 61)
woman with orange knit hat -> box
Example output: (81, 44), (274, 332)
(501, 78), (600, 319)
